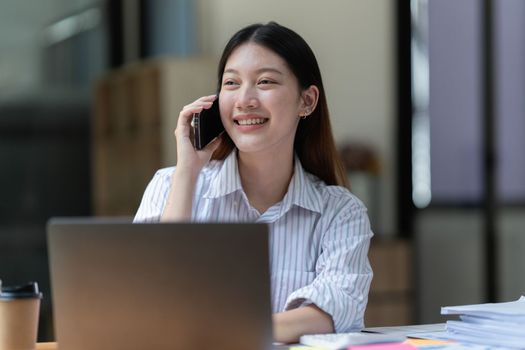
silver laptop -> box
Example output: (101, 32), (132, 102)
(47, 218), (274, 350)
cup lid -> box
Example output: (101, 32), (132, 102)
(0, 281), (43, 300)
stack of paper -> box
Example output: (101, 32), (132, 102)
(441, 296), (525, 348)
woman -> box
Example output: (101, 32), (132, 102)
(134, 22), (373, 343)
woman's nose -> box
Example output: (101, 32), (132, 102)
(235, 86), (259, 110)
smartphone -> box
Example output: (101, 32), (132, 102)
(192, 98), (225, 150)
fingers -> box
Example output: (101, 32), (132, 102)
(180, 102), (210, 122)
(175, 95), (218, 138)
(197, 94), (217, 103)
(178, 95), (217, 124)
(181, 94), (217, 113)
(172, 95), (220, 172)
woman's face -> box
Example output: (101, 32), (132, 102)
(219, 43), (305, 156)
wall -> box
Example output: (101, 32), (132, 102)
(496, 0), (525, 201)
(0, 0), (99, 93)
(416, 208), (525, 323)
(428, 0), (525, 203)
(428, 0), (482, 203)
(0, 0), (56, 92)
(416, 0), (525, 322)
(416, 209), (485, 323)
(194, 0), (396, 235)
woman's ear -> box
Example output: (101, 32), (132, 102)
(300, 85), (320, 117)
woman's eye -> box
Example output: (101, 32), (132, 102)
(258, 79), (273, 85)
(223, 80), (236, 86)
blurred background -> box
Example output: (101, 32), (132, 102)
(0, 0), (524, 342)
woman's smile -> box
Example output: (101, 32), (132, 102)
(233, 114), (270, 130)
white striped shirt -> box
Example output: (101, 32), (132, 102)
(134, 151), (373, 332)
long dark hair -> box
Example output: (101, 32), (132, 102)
(212, 22), (349, 188)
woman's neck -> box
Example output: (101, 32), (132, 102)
(237, 149), (294, 214)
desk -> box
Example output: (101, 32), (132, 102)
(36, 342), (293, 350)
(37, 325), (449, 350)
(36, 343), (293, 350)
(36, 339), (450, 350)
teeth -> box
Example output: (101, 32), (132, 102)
(237, 118), (266, 125)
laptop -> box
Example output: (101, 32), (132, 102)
(47, 218), (274, 350)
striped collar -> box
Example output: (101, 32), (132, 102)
(203, 150), (323, 215)
(203, 151), (243, 199)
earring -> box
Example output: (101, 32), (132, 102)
(300, 108), (310, 119)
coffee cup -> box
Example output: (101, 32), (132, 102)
(0, 281), (42, 350)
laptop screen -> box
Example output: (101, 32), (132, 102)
(47, 218), (273, 350)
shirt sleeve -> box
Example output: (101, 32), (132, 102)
(283, 196), (374, 333)
(133, 168), (173, 223)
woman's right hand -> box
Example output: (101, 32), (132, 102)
(161, 95), (222, 222)
(174, 94), (222, 177)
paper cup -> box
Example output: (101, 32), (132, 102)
(0, 282), (42, 350)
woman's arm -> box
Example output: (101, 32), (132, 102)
(278, 195), (373, 338)
(160, 168), (200, 221)
(160, 94), (221, 222)
(273, 304), (334, 343)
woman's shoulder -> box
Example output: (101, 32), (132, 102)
(306, 172), (368, 216)
(152, 166), (176, 178)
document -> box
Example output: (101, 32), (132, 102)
(441, 296), (525, 349)
(442, 296), (525, 321)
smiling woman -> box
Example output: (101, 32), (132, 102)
(134, 22), (373, 343)
(219, 43), (312, 164)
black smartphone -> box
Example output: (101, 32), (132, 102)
(192, 98), (225, 150)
